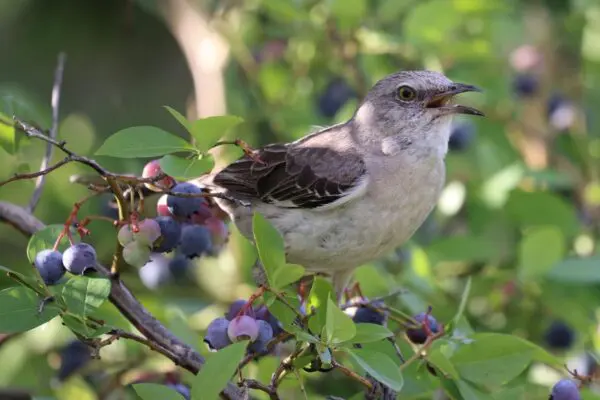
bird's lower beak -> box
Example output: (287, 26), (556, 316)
(426, 83), (484, 117)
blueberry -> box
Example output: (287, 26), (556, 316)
(62, 243), (97, 275)
(123, 242), (151, 268)
(204, 217), (229, 252)
(352, 307), (386, 325)
(544, 320), (575, 350)
(204, 317), (232, 351)
(142, 159), (175, 192)
(34, 249), (66, 285)
(166, 383), (191, 400)
(153, 217), (182, 253)
(178, 225), (212, 258)
(547, 93), (567, 117)
(168, 254), (190, 278)
(117, 225), (134, 246)
(167, 183), (206, 218)
(135, 219), (162, 246)
(318, 78), (355, 118)
(406, 312), (440, 344)
(227, 315), (259, 342)
(57, 340), (92, 381)
(254, 305), (283, 336)
(248, 320), (274, 354)
(226, 300), (252, 320)
(448, 121), (475, 151)
(512, 74), (539, 97)
(550, 379), (581, 400)
(139, 254), (171, 289)
(156, 194), (172, 217)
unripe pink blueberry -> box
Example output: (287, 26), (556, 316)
(227, 315), (259, 343)
(142, 159), (175, 192)
(205, 217), (229, 249)
(122, 242), (151, 268)
(156, 194), (172, 217)
(134, 219), (162, 246)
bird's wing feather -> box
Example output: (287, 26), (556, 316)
(212, 140), (368, 209)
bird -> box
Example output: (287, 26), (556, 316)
(199, 70), (483, 299)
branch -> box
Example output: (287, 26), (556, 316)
(0, 201), (245, 400)
(28, 52), (66, 213)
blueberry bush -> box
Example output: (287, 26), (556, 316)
(0, 1), (599, 399)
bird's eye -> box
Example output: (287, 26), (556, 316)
(397, 85), (417, 101)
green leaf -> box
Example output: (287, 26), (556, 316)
(272, 263), (305, 289)
(95, 126), (194, 158)
(0, 286), (60, 332)
(159, 154), (213, 180)
(307, 276), (334, 334)
(346, 323), (393, 344)
(547, 257), (600, 283)
(453, 277), (472, 326)
(325, 297), (356, 344)
(450, 333), (560, 386)
(163, 106), (191, 131)
(189, 115), (243, 151)
(27, 224), (78, 264)
(346, 349), (403, 391)
(133, 383), (186, 400)
(506, 189), (579, 236)
(61, 277), (111, 318)
(191, 341), (248, 400)
(252, 212), (286, 288)
(61, 314), (111, 338)
(295, 331), (320, 344)
(456, 380), (493, 400)
(0, 113), (15, 154)
(264, 291), (303, 334)
(0, 265), (41, 291)
(518, 226), (564, 279)
(428, 342), (460, 379)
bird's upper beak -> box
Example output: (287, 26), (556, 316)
(426, 83), (484, 117)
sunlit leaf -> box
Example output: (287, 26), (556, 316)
(325, 297), (355, 344)
(0, 286), (60, 332)
(61, 277), (111, 318)
(191, 341), (248, 400)
(189, 115), (243, 151)
(346, 349), (403, 391)
(159, 154), (213, 180)
(95, 126), (194, 158)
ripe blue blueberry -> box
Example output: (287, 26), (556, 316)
(166, 183), (206, 218)
(228, 315), (259, 342)
(318, 78), (355, 118)
(226, 300), (253, 320)
(34, 249), (66, 285)
(62, 243), (97, 275)
(550, 379), (581, 400)
(139, 254), (171, 289)
(248, 320), (274, 354)
(57, 340), (92, 382)
(178, 225), (212, 258)
(512, 74), (538, 97)
(168, 253), (190, 278)
(406, 312), (440, 344)
(254, 306), (283, 336)
(166, 383), (191, 400)
(352, 306), (386, 325)
(448, 121), (475, 151)
(153, 216), (182, 253)
(204, 317), (232, 351)
(544, 320), (575, 350)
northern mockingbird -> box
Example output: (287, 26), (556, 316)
(200, 70), (483, 297)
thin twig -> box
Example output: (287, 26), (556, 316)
(331, 360), (373, 390)
(28, 52), (66, 213)
(0, 157), (73, 188)
(242, 379), (280, 400)
(98, 329), (181, 362)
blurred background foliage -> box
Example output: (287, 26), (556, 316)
(1, 0), (600, 399)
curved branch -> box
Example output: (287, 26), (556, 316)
(0, 200), (245, 400)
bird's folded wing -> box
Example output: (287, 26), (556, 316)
(212, 143), (368, 209)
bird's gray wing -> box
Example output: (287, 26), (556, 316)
(212, 143), (368, 209)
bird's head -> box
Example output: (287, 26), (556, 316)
(353, 70), (483, 152)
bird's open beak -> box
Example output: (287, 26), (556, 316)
(426, 83), (484, 117)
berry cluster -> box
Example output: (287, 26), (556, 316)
(34, 243), (98, 286)
(138, 161), (230, 287)
(204, 300), (282, 355)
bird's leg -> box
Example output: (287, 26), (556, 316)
(344, 282), (366, 303)
(332, 270), (356, 305)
